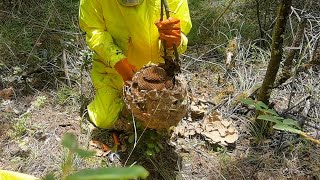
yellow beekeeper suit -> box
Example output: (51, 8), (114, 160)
(0, 170), (38, 180)
(79, 0), (192, 128)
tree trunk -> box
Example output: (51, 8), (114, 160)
(276, 0), (312, 86)
(258, 0), (292, 105)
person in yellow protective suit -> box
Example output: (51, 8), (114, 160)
(0, 170), (38, 180)
(79, 0), (192, 128)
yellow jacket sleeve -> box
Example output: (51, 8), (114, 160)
(79, 0), (126, 67)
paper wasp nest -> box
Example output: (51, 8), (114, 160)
(123, 64), (188, 131)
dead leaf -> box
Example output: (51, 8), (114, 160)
(0, 87), (14, 100)
(201, 111), (239, 146)
(90, 140), (110, 156)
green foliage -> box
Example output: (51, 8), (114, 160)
(79, 49), (93, 71)
(59, 133), (149, 180)
(127, 128), (165, 158)
(144, 132), (165, 158)
(32, 95), (47, 108)
(61, 133), (79, 151)
(187, 0), (263, 45)
(127, 130), (165, 159)
(66, 166), (149, 180)
(0, 0), (82, 89)
(43, 174), (56, 180)
(241, 98), (278, 116)
(242, 98), (302, 136)
(257, 115), (302, 134)
(9, 113), (30, 139)
(56, 87), (79, 105)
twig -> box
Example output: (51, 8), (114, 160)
(276, 0), (314, 87)
(255, 0), (264, 47)
(286, 40), (310, 109)
(283, 95), (311, 113)
(62, 49), (71, 87)
(211, 0), (236, 28)
(311, 35), (320, 62)
(301, 98), (311, 127)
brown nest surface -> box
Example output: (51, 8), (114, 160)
(123, 65), (188, 131)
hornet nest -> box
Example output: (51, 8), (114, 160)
(123, 58), (188, 131)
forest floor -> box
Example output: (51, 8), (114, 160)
(1, 1), (320, 179)
(1, 42), (320, 179)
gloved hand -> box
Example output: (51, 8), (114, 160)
(114, 58), (137, 83)
(155, 17), (181, 48)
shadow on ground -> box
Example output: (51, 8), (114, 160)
(89, 127), (181, 180)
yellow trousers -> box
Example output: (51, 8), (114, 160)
(87, 59), (125, 129)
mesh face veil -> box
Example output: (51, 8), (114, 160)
(118, 0), (144, 6)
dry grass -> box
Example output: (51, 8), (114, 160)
(1, 1), (320, 180)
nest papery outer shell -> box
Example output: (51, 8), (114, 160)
(123, 74), (188, 131)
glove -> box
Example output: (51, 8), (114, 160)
(155, 17), (181, 48)
(114, 58), (137, 83)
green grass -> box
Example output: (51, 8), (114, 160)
(9, 113), (30, 139)
(56, 87), (80, 105)
(0, 0), (80, 77)
(187, 0), (262, 46)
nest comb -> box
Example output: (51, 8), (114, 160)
(123, 63), (188, 131)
